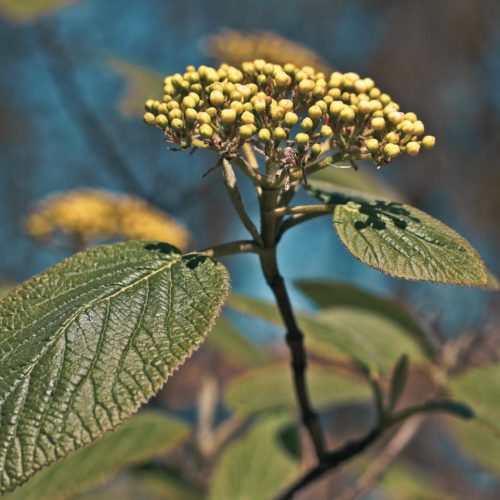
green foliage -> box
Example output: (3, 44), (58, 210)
(296, 279), (432, 354)
(209, 415), (300, 500)
(0, 241), (229, 493)
(225, 364), (370, 414)
(0, 0), (78, 22)
(6, 412), (190, 500)
(227, 294), (425, 374)
(207, 315), (267, 367)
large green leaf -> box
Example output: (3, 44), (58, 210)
(206, 315), (267, 367)
(209, 415), (300, 500)
(7, 412), (189, 500)
(0, 241), (229, 493)
(224, 364), (370, 415)
(332, 198), (488, 287)
(296, 280), (432, 354)
(0, 0), (78, 22)
(227, 294), (424, 373)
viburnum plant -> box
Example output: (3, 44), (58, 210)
(0, 60), (496, 498)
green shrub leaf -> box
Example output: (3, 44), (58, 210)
(0, 241), (229, 493)
(209, 415), (300, 500)
(333, 198), (488, 287)
(7, 412), (189, 500)
(224, 364), (370, 415)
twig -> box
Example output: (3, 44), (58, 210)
(194, 240), (262, 259)
(278, 212), (330, 237)
(274, 204), (337, 217)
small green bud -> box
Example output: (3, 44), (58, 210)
(182, 96), (197, 109)
(209, 90), (225, 106)
(221, 108), (237, 123)
(241, 110), (255, 124)
(199, 124), (214, 137)
(413, 120), (425, 136)
(295, 133), (310, 147)
(308, 105), (323, 120)
(340, 107), (355, 122)
(301, 117), (314, 131)
(239, 124), (255, 139)
(365, 138), (379, 153)
(258, 128), (271, 142)
(171, 118), (184, 130)
(167, 100), (180, 110)
(371, 117), (386, 131)
(143, 112), (156, 125)
(184, 108), (198, 123)
(421, 135), (436, 149)
(383, 143), (400, 158)
(168, 109), (183, 120)
(406, 141), (420, 156)
(320, 125), (333, 137)
(284, 111), (299, 126)
(273, 127), (287, 140)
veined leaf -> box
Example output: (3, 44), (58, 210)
(319, 190), (488, 287)
(6, 412), (189, 500)
(207, 315), (267, 367)
(0, 0), (78, 22)
(209, 415), (300, 500)
(227, 294), (424, 373)
(296, 279), (432, 354)
(0, 241), (229, 493)
(224, 364), (370, 415)
(109, 58), (163, 118)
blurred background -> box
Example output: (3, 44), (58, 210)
(1, 1), (499, 499)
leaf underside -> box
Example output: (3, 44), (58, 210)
(0, 241), (229, 493)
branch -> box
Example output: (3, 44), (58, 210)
(274, 204), (337, 217)
(279, 212), (330, 237)
(194, 240), (262, 259)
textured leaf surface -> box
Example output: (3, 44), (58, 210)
(209, 415), (299, 500)
(296, 280), (432, 354)
(333, 198), (488, 287)
(207, 315), (267, 367)
(228, 294), (424, 373)
(225, 364), (370, 414)
(0, 0), (78, 22)
(0, 241), (229, 492)
(7, 412), (189, 499)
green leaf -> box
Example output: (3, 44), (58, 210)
(227, 294), (425, 373)
(209, 415), (300, 500)
(392, 400), (474, 425)
(388, 355), (409, 411)
(109, 58), (163, 117)
(224, 364), (370, 415)
(0, 241), (229, 493)
(206, 315), (267, 367)
(332, 197), (489, 287)
(0, 0), (78, 22)
(296, 279), (432, 354)
(6, 412), (190, 500)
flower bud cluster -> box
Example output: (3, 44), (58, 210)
(25, 189), (190, 249)
(144, 60), (435, 170)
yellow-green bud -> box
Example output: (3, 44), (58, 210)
(388, 111), (404, 125)
(320, 125), (333, 137)
(295, 133), (310, 146)
(371, 117), (386, 131)
(263, 63), (274, 75)
(275, 71), (291, 86)
(413, 121), (425, 136)
(182, 96), (196, 109)
(340, 107), (355, 122)
(221, 108), (237, 123)
(273, 127), (287, 140)
(239, 124), (255, 139)
(143, 112), (156, 125)
(311, 143), (322, 156)
(230, 101), (244, 114)
(254, 98), (267, 113)
(167, 100), (180, 110)
(243, 102), (253, 112)
(329, 101), (344, 115)
(230, 90), (242, 102)
(421, 135), (436, 149)
(168, 109), (183, 120)
(383, 143), (400, 158)
(404, 112), (417, 122)
(199, 124), (213, 137)
(197, 111), (211, 124)
(206, 107), (218, 117)
(171, 118), (184, 130)
(257, 74), (267, 85)
(298, 79), (315, 93)
(258, 128), (271, 142)
(400, 120), (414, 135)
(270, 106), (285, 121)
(284, 112), (299, 126)
(380, 93), (391, 105)
(209, 90), (225, 106)
(386, 132), (400, 144)
(279, 99), (293, 111)
(301, 117), (314, 130)
(184, 108), (198, 123)
(308, 105), (323, 120)
(365, 138), (379, 153)
(406, 141), (420, 156)
(241, 110), (255, 124)
(358, 100), (372, 114)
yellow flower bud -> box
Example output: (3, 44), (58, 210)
(143, 112), (156, 125)
(273, 127), (287, 140)
(311, 143), (322, 156)
(230, 91), (242, 102)
(329, 101), (344, 115)
(182, 96), (197, 109)
(239, 124), (255, 139)
(320, 125), (333, 137)
(388, 111), (404, 125)
(308, 105), (323, 120)
(298, 79), (315, 93)
(275, 71), (291, 87)
(371, 117), (386, 131)
(340, 107), (355, 122)
(168, 109), (183, 120)
(243, 102), (253, 112)
(258, 128), (271, 142)
(400, 120), (414, 135)
(270, 106), (285, 121)
(385, 132), (400, 144)
(358, 100), (372, 114)
(209, 90), (225, 106)
(301, 117), (314, 130)
(406, 141), (420, 156)
(254, 98), (267, 113)
(421, 135), (436, 149)
(206, 107), (218, 117)
(279, 99), (293, 111)
(241, 111), (255, 124)
(171, 118), (184, 130)
(383, 143), (400, 158)
(295, 133), (310, 146)
(221, 108), (237, 123)
(380, 93), (391, 105)
(284, 112), (299, 126)
(413, 121), (425, 136)
(230, 101), (244, 114)
(365, 138), (379, 153)
(404, 112), (417, 122)
(263, 63), (274, 75)
(184, 108), (198, 123)
(167, 100), (180, 110)
(197, 111), (211, 124)
(199, 124), (213, 137)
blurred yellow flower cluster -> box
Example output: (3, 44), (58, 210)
(25, 189), (190, 250)
(208, 30), (332, 75)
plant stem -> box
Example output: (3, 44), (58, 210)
(274, 203), (337, 216)
(194, 240), (262, 259)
